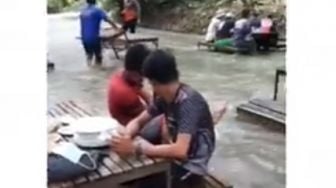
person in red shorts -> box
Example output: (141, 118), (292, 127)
(121, 0), (141, 33)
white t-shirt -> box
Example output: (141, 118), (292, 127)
(205, 17), (222, 42)
(234, 18), (248, 29)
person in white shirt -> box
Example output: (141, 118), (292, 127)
(204, 9), (226, 42)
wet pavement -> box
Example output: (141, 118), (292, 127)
(48, 13), (286, 188)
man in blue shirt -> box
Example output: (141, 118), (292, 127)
(80, 0), (120, 66)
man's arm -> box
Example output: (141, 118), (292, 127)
(111, 131), (191, 159)
(99, 9), (120, 30)
(125, 110), (152, 137)
(105, 17), (119, 30)
(138, 133), (191, 159)
(111, 98), (166, 155)
(138, 89), (151, 105)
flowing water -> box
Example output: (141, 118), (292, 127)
(48, 13), (286, 188)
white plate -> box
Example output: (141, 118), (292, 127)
(58, 126), (75, 136)
(73, 134), (110, 148)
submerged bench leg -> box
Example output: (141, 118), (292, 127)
(273, 70), (280, 101)
(111, 46), (120, 59)
(154, 41), (159, 49)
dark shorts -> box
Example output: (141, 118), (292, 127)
(139, 116), (162, 144)
(122, 19), (137, 34)
(137, 116), (206, 188)
(252, 32), (279, 51)
(82, 40), (102, 63)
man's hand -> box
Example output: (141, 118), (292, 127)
(110, 131), (135, 156)
(125, 110), (152, 138)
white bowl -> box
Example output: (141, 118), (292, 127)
(72, 117), (119, 133)
(71, 117), (120, 148)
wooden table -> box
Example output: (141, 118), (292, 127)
(48, 101), (171, 188)
(100, 29), (159, 59)
(273, 66), (286, 101)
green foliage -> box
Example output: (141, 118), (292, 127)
(225, 0), (265, 7)
(47, 0), (81, 13)
(47, 0), (63, 13)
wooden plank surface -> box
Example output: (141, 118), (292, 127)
(138, 155), (155, 166)
(60, 102), (83, 118)
(48, 101), (170, 188)
(97, 164), (112, 177)
(205, 175), (233, 188)
(237, 103), (285, 124)
(68, 100), (92, 116)
(108, 152), (133, 172)
(100, 28), (158, 42)
(74, 176), (88, 185)
(61, 181), (74, 188)
(49, 183), (62, 188)
(87, 171), (101, 182)
(249, 98), (286, 115)
(102, 157), (123, 174)
(48, 110), (56, 117)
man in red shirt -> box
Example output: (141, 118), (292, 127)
(108, 44), (150, 123)
(107, 44), (163, 143)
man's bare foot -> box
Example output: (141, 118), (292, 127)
(212, 101), (228, 126)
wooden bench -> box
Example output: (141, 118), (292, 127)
(197, 41), (214, 50)
(76, 29), (159, 60)
(275, 38), (286, 50)
(48, 100), (171, 188)
(236, 98), (286, 132)
(100, 29), (159, 59)
(197, 36), (286, 53)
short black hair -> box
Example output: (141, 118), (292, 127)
(241, 8), (250, 18)
(143, 50), (179, 84)
(267, 14), (273, 19)
(125, 44), (151, 73)
(87, 0), (96, 5)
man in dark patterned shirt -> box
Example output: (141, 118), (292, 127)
(111, 50), (220, 188)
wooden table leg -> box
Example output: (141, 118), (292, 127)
(166, 166), (171, 188)
(111, 45), (120, 59)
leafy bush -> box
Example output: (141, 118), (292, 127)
(47, 0), (81, 13)
(47, 0), (64, 13)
